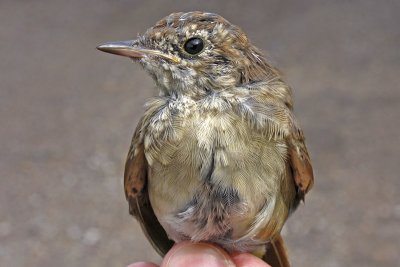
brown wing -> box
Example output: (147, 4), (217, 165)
(263, 233), (291, 267)
(261, 128), (314, 267)
(124, 121), (174, 256)
(287, 128), (314, 202)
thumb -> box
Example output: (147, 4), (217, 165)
(161, 241), (235, 267)
(231, 253), (271, 267)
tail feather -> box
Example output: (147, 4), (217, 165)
(262, 234), (291, 267)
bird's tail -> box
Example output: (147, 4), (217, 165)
(262, 233), (291, 267)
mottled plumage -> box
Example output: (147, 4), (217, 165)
(98, 11), (314, 267)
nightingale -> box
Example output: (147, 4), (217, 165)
(97, 11), (313, 267)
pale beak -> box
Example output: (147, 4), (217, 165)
(97, 40), (180, 63)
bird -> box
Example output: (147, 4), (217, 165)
(97, 11), (314, 267)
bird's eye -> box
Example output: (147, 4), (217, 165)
(183, 37), (204, 55)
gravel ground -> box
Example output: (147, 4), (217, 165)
(1, 1), (399, 266)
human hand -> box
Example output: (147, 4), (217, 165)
(127, 241), (270, 267)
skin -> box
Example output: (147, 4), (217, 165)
(127, 242), (270, 267)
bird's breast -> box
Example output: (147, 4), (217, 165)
(142, 95), (290, 249)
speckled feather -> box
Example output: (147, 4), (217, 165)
(121, 11), (314, 266)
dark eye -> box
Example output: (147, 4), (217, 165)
(183, 37), (204, 55)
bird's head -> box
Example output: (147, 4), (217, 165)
(98, 11), (276, 96)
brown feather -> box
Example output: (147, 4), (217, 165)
(263, 233), (291, 267)
(124, 127), (174, 256)
(287, 130), (314, 201)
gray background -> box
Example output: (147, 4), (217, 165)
(1, 0), (399, 266)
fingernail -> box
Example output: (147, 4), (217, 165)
(163, 242), (235, 267)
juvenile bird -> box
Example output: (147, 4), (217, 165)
(97, 11), (314, 267)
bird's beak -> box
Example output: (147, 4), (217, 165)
(97, 40), (180, 63)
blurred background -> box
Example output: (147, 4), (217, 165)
(1, 0), (399, 266)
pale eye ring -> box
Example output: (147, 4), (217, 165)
(183, 37), (204, 55)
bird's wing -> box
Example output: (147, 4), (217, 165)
(263, 233), (291, 267)
(287, 127), (314, 202)
(261, 124), (313, 267)
(124, 119), (174, 256)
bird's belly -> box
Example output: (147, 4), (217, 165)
(144, 112), (290, 251)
